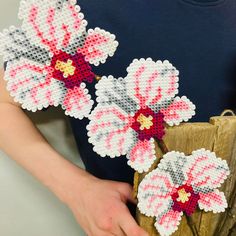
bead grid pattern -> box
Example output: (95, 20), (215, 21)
(1, 2), (230, 235)
(87, 58), (196, 173)
(137, 149), (230, 236)
(0, 0), (118, 119)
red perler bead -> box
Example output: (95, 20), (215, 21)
(50, 51), (95, 89)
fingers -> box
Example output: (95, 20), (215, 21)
(88, 231), (116, 236)
(95, 213), (126, 236)
(97, 221), (126, 236)
(87, 230), (117, 236)
(116, 182), (137, 204)
(118, 206), (149, 236)
(110, 224), (126, 236)
(114, 227), (126, 236)
(87, 224), (121, 236)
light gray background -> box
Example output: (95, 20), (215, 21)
(0, 0), (86, 235)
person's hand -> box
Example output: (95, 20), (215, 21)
(66, 174), (149, 236)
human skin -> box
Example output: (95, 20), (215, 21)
(0, 69), (148, 236)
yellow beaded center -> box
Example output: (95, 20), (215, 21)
(137, 114), (153, 130)
(177, 188), (191, 203)
(55, 59), (76, 78)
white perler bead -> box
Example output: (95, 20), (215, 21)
(0, 0), (119, 119)
(88, 58), (196, 173)
(137, 149), (230, 236)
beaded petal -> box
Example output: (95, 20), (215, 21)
(87, 58), (196, 173)
(0, 0), (118, 118)
(137, 149), (230, 236)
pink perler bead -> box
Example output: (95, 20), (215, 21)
(0, 0), (118, 119)
(137, 149), (230, 236)
(87, 58), (196, 173)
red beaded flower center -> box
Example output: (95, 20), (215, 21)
(50, 51), (95, 89)
(171, 185), (200, 216)
(131, 107), (165, 141)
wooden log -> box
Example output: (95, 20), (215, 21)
(134, 116), (236, 236)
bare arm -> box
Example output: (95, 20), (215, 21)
(0, 68), (91, 204)
(0, 69), (148, 236)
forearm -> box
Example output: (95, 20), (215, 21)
(0, 102), (91, 204)
(0, 73), (147, 236)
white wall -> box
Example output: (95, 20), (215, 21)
(0, 1), (86, 235)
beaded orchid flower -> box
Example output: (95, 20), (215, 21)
(137, 149), (230, 236)
(87, 58), (196, 173)
(0, 0), (118, 119)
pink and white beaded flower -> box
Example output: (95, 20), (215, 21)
(0, 0), (118, 119)
(137, 149), (230, 236)
(87, 58), (196, 173)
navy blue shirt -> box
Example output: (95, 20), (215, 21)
(70, 0), (236, 184)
